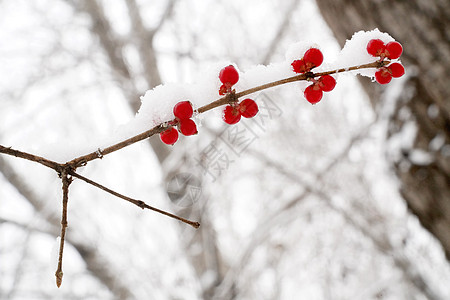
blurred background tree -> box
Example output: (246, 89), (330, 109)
(316, 0), (450, 261)
(0, 0), (449, 299)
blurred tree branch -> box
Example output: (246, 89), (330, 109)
(261, 0), (300, 65)
(69, 0), (172, 162)
(214, 122), (442, 300)
(0, 156), (134, 299)
(315, 0), (450, 261)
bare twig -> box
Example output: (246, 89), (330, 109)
(232, 61), (388, 100)
(55, 171), (72, 287)
(0, 145), (60, 171)
(0, 144), (199, 229)
(69, 171), (200, 228)
(67, 124), (165, 168)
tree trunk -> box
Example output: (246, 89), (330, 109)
(315, 0), (450, 260)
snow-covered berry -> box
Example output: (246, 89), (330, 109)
(239, 99), (258, 118)
(318, 75), (336, 92)
(223, 105), (241, 124)
(385, 41), (403, 59)
(219, 65), (239, 95)
(367, 39), (403, 60)
(304, 84), (323, 104)
(367, 39), (386, 57)
(173, 101), (194, 120)
(388, 63), (405, 78)
(292, 48), (323, 74)
(160, 127), (179, 145)
(178, 119), (198, 136)
(375, 68), (392, 84)
(303, 48), (323, 69)
(375, 62), (405, 84)
(219, 65), (239, 86)
(292, 59), (307, 74)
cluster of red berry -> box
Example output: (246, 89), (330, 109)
(159, 101), (197, 145)
(159, 65), (261, 145)
(367, 39), (405, 84)
(222, 98), (259, 125)
(291, 48), (336, 104)
(219, 65), (259, 125)
(160, 38), (405, 145)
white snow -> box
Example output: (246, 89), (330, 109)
(284, 41), (321, 63)
(409, 149), (434, 165)
(429, 133), (446, 151)
(27, 29), (399, 163)
(333, 29), (397, 79)
(387, 120), (417, 163)
(427, 104), (439, 119)
(133, 29), (398, 138)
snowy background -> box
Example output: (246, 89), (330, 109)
(0, 0), (449, 299)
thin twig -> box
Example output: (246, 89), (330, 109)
(55, 171), (72, 287)
(0, 145), (60, 171)
(0, 144), (200, 228)
(67, 124), (165, 168)
(234, 61), (388, 99)
(69, 171), (200, 229)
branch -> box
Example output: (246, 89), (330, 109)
(0, 144), (200, 229)
(69, 0), (171, 164)
(55, 171), (72, 288)
(68, 124), (165, 168)
(125, 0), (163, 87)
(0, 145), (60, 172)
(78, 0), (131, 80)
(69, 171), (200, 229)
(261, 0), (300, 65)
(67, 60), (389, 169)
(152, 0), (177, 34)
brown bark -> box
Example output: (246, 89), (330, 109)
(315, 0), (450, 259)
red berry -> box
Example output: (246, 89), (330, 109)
(173, 101), (193, 120)
(303, 48), (323, 69)
(367, 39), (386, 57)
(375, 68), (392, 84)
(318, 75), (336, 92)
(219, 65), (239, 86)
(304, 84), (323, 104)
(389, 62), (405, 78)
(223, 105), (241, 124)
(160, 127), (179, 145)
(385, 41), (403, 59)
(178, 119), (197, 136)
(239, 99), (258, 118)
(292, 59), (307, 74)
(219, 84), (228, 95)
